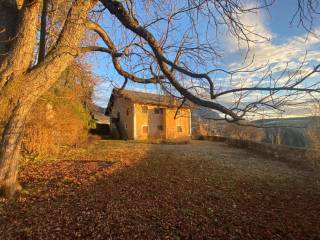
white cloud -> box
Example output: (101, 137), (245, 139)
(242, 32), (320, 67)
(224, 0), (320, 76)
(226, 29), (320, 94)
(226, 1), (273, 53)
(209, 22), (320, 119)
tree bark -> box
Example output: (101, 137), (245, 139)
(0, 0), (97, 198)
(0, 102), (30, 198)
(0, 0), (41, 90)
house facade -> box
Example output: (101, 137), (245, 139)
(106, 88), (192, 140)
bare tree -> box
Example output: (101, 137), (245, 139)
(223, 122), (265, 142)
(0, 0), (319, 197)
(307, 101), (320, 149)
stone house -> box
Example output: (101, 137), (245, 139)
(105, 88), (192, 140)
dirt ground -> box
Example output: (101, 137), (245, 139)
(0, 140), (320, 239)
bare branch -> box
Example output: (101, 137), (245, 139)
(86, 21), (165, 84)
(100, 0), (240, 120)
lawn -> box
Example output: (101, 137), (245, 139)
(1, 140), (319, 239)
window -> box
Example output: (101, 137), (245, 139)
(154, 108), (163, 114)
(142, 106), (148, 113)
(142, 125), (148, 134)
(126, 108), (130, 116)
(157, 125), (163, 131)
(125, 124), (128, 129)
(177, 126), (183, 133)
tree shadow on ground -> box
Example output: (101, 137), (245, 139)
(0, 140), (320, 239)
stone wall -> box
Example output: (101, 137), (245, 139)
(110, 97), (134, 139)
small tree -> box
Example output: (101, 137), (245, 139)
(223, 122), (265, 142)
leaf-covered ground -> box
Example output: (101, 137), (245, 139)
(1, 140), (320, 239)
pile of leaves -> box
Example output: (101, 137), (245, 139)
(0, 140), (319, 239)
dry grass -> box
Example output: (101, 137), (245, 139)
(1, 140), (320, 239)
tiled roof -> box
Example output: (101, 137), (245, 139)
(117, 88), (189, 106)
(106, 88), (192, 115)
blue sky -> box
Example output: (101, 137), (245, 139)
(90, 0), (320, 118)
(267, 1), (306, 41)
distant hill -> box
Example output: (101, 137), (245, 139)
(192, 107), (221, 120)
(254, 116), (319, 128)
(92, 105), (106, 114)
(91, 105), (109, 125)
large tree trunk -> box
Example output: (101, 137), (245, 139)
(0, 0), (38, 198)
(0, 103), (30, 197)
(0, 0), (96, 198)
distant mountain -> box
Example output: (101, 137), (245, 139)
(192, 107), (221, 120)
(92, 105), (106, 114)
(91, 105), (109, 124)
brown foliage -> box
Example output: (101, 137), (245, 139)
(22, 103), (88, 157)
(223, 122), (265, 142)
(21, 64), (96, 157)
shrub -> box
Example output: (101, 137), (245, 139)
(21, 63), (96, 157)
(223, 122), (265, 142)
